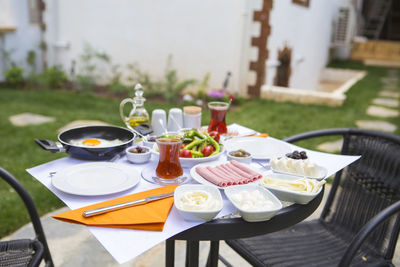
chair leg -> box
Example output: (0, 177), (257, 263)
(185, 240), (199, 267)
(206, 241), (219, 267)
(166, 239), (175, 267)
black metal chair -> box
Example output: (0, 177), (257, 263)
(0, 168), (53, 267)
(225, 128), (400, 267)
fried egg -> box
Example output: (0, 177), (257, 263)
(69, 138), (123, 148)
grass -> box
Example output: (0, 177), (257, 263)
(0, 61), (399, 238)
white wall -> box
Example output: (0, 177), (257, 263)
(44, 0), (249, 93)
(265, 0), (337, 90)
(0, 0), (42, 79)
(43, 0), (345, 94)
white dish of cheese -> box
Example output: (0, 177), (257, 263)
(225, 184), (282, 222)
(174, 185), (222, 222)
(260, 173), (325, 204)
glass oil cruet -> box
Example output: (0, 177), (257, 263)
(120, 83), (150, 130)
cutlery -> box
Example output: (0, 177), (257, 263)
(223, 132), (267, 141)
(82, 191), (175, 217)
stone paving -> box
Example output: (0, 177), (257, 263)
(317, 68), (399, 151)
(9, 112), (55, 126)
(316, 139), (343, 153)
(366, 106), (399, 118)
(372, 98), (399, 108)
(379, 91), (400, 98)
(355, 120), (397, 133)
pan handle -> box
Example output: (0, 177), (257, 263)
(134, 123), (153, 136)
(35, 139), (66, 153)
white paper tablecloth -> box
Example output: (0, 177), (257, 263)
(26, 124), (360, 264)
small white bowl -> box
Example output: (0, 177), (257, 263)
(259, 173), (323, 204)
(227, 150), (252, 164)
(125, 145), (151, 164)
(142, 135), (157, 148)
(225, 184), (282, 222)
(174, 184), (223, 222)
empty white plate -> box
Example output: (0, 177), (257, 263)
(223, 137), (291, 160)
(52, 162), (140, 196)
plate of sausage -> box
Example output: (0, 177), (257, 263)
(190, 160), (264, 189)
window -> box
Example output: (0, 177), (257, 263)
(292, 0), (310, 8)
(274, 45), (292, 87)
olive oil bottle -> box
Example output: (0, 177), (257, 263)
(120, 84), (150, 129)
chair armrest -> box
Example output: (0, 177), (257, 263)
(339, 201), (400, 267)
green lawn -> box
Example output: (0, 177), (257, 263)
(0, 61), (399, 238)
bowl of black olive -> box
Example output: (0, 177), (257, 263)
(143, 135), (157, 148)
(285, 150), (308, 160)
(126, 145), (151, 164)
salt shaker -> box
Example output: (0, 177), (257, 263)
(151, 109), (167, 135)
(183, 106), (202, 129)
(168, 108), (183, 132)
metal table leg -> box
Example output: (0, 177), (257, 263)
(166, 239), (175, 267)
(185, 240), (199, 267)
(206, 241), (219, 267)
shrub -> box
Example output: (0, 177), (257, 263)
(41, 66), (68, 89)
(26, 50), (36, 73)
(163, 69), (197, 104)
(75, 44), (111, 92)
(75, 75), (96, 92)
(4, 67), (24, 88)
(126, 64), (163, 98)
(108, 64), (131, 94)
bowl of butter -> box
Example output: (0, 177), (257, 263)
(174, 184), (223, 222)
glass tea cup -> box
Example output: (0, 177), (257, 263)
(207, 101), (230, 134)
(155, 133), (184, 181)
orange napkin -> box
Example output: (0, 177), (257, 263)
(52, 186), (177, 231)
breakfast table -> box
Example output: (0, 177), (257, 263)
(26, 124), (360, 266)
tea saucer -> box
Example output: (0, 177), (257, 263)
(141, 165), (190, 186)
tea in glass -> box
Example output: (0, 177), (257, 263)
(155, 134), (183, 179)
(207, 101), (230, 134)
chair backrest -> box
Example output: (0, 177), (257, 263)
(0, 167), (54, 267)
(285, 129), (400, 260)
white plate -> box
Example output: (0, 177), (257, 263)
(223, 137), (291, 160)
(189, 161), (264, 189)
(52, 162), (140, 196)
(151, 144), (225, 167)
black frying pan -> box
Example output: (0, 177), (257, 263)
(35, 125), (137, 161)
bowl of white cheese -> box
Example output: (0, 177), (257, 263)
(174, 184), (223, 222)
(270, 156), (327, 180)
(225, 184), (282, 222)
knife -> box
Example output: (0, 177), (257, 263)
(83, 192), (175, 217)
